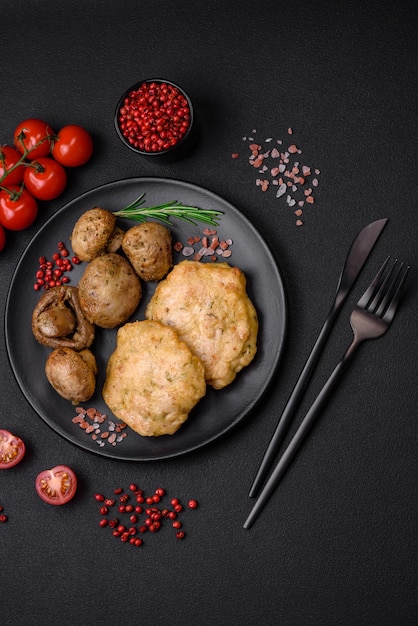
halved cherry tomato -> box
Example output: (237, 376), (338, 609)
(51, 124), (93, 167)
(0, 430), (26, 469)
(13, 118), (55, 161)
(35, 465), (77, 505)
(0, 224), (6, 252)
(0, 187), (38, 230)
(0, 145), (25, 186)
(23, 157), (67, 201)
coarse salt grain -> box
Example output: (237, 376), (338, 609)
(234, 127), (320, 225)
(175, 229), (233, 262)
(73, 407), (127, 447)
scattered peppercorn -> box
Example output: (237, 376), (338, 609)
(94, 485), (198, 549)
(0, 505), (8, 523)
(34, 241), (80, 291)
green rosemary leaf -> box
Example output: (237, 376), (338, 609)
(113, 193), (223, 227)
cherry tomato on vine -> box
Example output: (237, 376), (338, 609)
(51, 124), (93, 167)
(0, 430), (26, 469)
(0, 145), (25, 186)
(13, 118), (55, 161)
(0, 186), (38, 231)
(35, 465), (77, 505)
(0, 224), (6, 252)
(23, 157), (67, 201)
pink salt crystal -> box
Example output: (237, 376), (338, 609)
(276, 183), (287, 198)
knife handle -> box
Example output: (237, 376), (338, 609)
(244, 343), (355, 529)
(248, 304), (339, 498)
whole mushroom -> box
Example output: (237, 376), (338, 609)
(45, 347), (98, 405)
(32, 285), (95, 350)
(70, 207), (124, 261)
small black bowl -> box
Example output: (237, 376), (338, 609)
(114, 79), (197, 162)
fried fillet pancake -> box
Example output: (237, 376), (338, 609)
(145, 261), (258, 389)
(102, 320), (206, 436)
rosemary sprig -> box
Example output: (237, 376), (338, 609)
(113, 193), (223, 226)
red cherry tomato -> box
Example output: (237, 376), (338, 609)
(0, 186), (38, 230)
(0, 145), (25, 186)
(0, 187), (38, 230)
(35, 465), (77, 505)
(23, 157), (67, 201)
(0, 430), (26, 469)
(13, 118), (55, 161)
(51, 124), (93, 167)
(0, 224), (6, 252)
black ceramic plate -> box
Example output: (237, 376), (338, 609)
(5, 178), (287, 460)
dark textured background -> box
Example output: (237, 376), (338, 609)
(1, 1), (417, 624)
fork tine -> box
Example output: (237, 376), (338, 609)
(381, 264), (409, 323)
(357, 256), (390, 309)
(370, 259), (399, 315)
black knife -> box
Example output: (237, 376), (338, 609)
(248, 217), (388, 499)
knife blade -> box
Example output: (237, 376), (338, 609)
(248, 217), (388, 499)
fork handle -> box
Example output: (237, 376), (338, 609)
(243, 339), (359, 530)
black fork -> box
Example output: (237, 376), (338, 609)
(244, 258), (410, 529)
